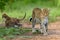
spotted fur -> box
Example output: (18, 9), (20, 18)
(2, 13), (26, 28)
(31, 8), (49, 35)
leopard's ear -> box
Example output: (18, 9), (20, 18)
(42, 8), (50, 11)
(2, 12), (7, 16)
(43, 8), (50, 12)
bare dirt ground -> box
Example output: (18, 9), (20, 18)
(1, 21), (60, 40)
(10, 21), (60, 40)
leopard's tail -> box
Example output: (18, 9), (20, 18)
(20, 12), (26, 21)
(29, 17), (32, 22)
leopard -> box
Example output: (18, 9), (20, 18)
(2, 13), (26, 28)
(31, 8), (49, 35)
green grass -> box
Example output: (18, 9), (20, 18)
(0, 27), (32, 39)
(0, 27), (31, 37)
(0, 0), (60, 22)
